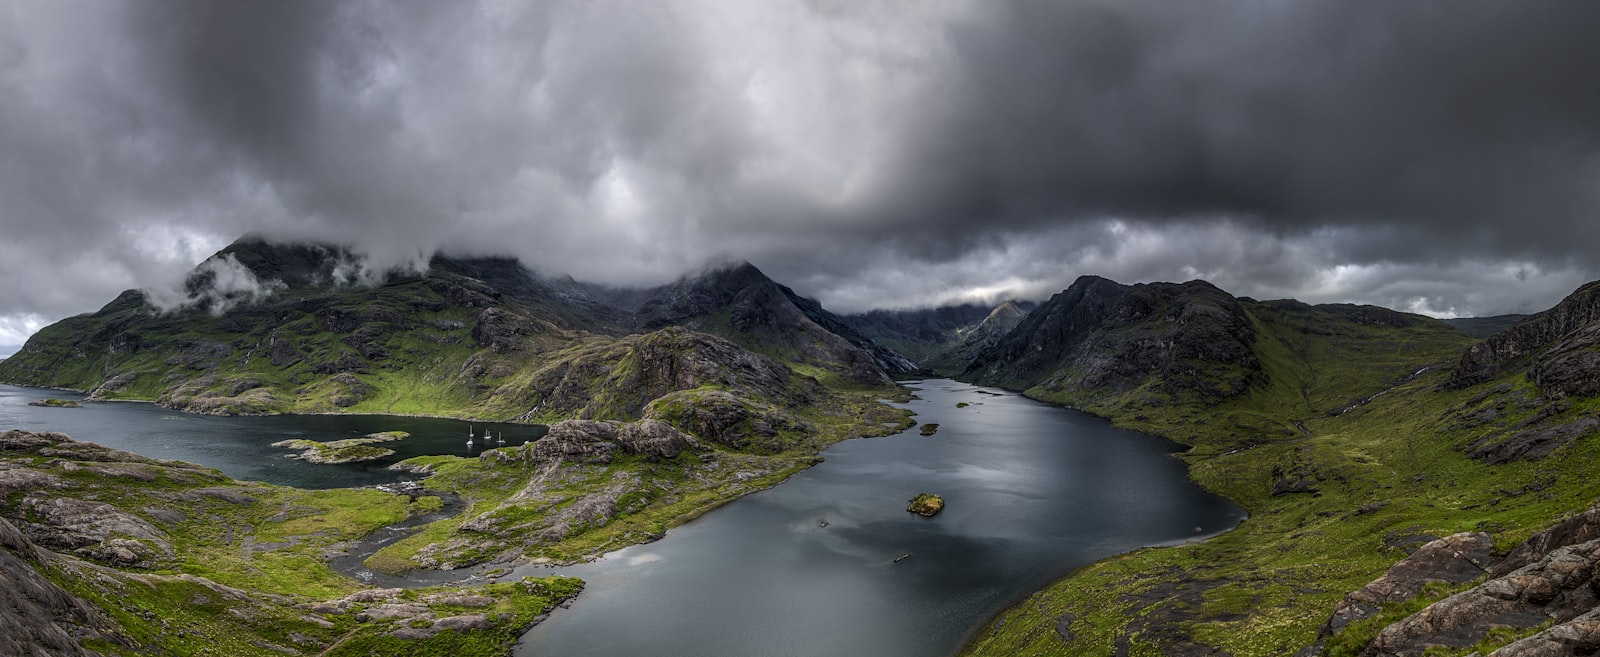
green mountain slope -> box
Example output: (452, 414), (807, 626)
(959, 278), (1600, 656)
(0, 239), (914, 421)
(0, 238), (921, 656)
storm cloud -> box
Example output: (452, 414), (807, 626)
(3, 1), (1599, 347)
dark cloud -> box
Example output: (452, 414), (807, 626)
(2, 0), (1599, 346)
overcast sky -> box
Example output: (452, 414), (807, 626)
(4, 1), (1600, 351)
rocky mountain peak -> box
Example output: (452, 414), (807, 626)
(967, 276), (1260, 403)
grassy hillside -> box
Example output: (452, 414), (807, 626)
(960, 293), (1600, 655)
(0, 429), (585, 657)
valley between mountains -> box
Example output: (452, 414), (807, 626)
(5, 236), (1600, 657)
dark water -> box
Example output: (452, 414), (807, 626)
(0, 384), (544, 489)
(512, 379), (1245, 657)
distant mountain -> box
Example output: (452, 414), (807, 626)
(623, 262), (925, 384)
(841, 301), (1035, 376)
(0, 238), (915, 422)
(966, 276), (1265, 405)
(963, 275), (1467, 424)
(1442, 313), (1528, 338)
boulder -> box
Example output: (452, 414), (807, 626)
(16, 495), (172, 568)
(529, 420), (620, 464)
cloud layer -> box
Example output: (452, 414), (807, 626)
(3, 0), (1599, 347)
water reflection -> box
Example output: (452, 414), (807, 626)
(513, 379), (1244, 657)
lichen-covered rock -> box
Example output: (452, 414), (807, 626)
(16, 495), (173, 568)
(1359, 538), (1600, 657)
(615, 419), (696, 460)
(528, 420), (621, 464)
(0, 516), (127, 656)
(1322, 532), (1496, 636)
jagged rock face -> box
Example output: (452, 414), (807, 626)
(1450, 281), (1600, 391)
(1322, 533), (1496, 636)
(1497, 504), (1600, 578)
(1338, 502), (1600, 657)
(1360, 538), (1600, 657)
(0, 516), (126, 657)
(616, 419), (698, 459)
(529, 420), (622, 464)
(1488, 607), (1600, 656)
(967, 276), (1260, 402)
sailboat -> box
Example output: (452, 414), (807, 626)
(466, 425), (475, 447)
(497, 432), (505, 444)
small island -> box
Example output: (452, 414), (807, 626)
(907, 493), (945, 517)
(271, 431), (409, 464)
(919, 423), (940, 436)
(28, 398), (82, 408)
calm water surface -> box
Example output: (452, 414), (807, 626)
(0, 384), (542, 488)
(0, 379), (1243, 656)
(512, 379), (1244, 657)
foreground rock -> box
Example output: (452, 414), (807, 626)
(1320, 532), (1496, 636)
(1347, 501), (1600, 657)
(0, 515), (129, 656)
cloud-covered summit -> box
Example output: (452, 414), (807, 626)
(2, 1), (1598, 347)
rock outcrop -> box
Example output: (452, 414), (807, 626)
(0, 515), (128, 656)
(1321, 532), (1496, 636)
(1342, 502), (1600, 657)
(486, 418), (698, 466)
(1360, 538), (1600, 657)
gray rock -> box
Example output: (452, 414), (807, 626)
(16, 495), (173, 567)
(432, 614), (494, 631)
(615, 419), (696, 460)
(1496, 502), (1600, 577)
(1360, 538), (1600, 657)
(1322, 532), (1495, 636)
(0, 516), (128, 656)
(1487, 607), (1600, 656)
